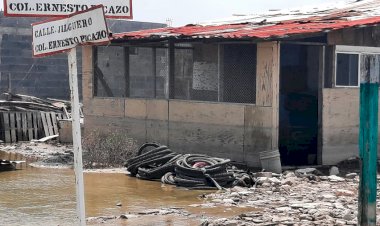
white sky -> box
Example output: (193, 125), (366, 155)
(1, 0), (334, 26)
(132, 0), (332, 25)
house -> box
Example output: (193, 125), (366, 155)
(81, 0), (380, 167)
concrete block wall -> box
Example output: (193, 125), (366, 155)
(0, 12), (165, 100)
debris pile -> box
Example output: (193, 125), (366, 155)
(0, 93), (82, 143)
(125, 143), (253, 190)
(199, 169), (361, 226)
(0, 159), (25, 171)
(0, 93), (68, 113)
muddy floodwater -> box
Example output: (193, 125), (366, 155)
(0, 151), (255, 226)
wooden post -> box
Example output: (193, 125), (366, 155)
(358, 54), (379, 226)
(68, 48), (86, 226)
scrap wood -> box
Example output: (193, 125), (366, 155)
(0, 101), (62, 112)
(3, 93), (54, 106)
(32, 134), (59, 143)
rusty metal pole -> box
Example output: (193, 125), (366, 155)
(358, 55), (378, 226)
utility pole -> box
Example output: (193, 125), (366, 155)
(358, 55), (379, 226)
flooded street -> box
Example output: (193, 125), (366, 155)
(0, 166), (210, 225)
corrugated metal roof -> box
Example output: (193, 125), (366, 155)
(112, 0), (380, 41)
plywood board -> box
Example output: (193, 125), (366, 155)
(85, 115), (146, 144)
(256, 42), (274, 107)
(125, 99), (147, 119)
(168, 121), (245, 162)
(244, 106), (273, 167)
(147, 99), (168, 121)
(146, 100), (169, 145)
(87, 98), (125, 117)
(169, 100), (244, 126)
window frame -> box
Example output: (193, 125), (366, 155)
(335, 45), (380, 88)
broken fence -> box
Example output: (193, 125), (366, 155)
(0, 111), (65, 143)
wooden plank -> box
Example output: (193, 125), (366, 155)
(46, 112), (54, 136)
(27, 112), (33, 140)
(125, 99), (147, 119)
(9, 112), (16, 142)
(271, 42), (280, 150)
(168, 100), (245, 126)
(51, 112), (59, 135)
(256, 42), (274, 107)
(36, 112), (43, 138)
(87, 98), (125, 117)
(21, 113), (27, 141)
(3, 112), (11, 143)
(40, 112), (49, 137)
(32, 112), (38, 139)
(244, 106), (273, 167)
(16, 112), (22, 141)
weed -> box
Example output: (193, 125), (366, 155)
(83, 130), (137, 168)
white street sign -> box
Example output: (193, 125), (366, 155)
(4, 0), (132, 19)
(32, 5), (109, 57)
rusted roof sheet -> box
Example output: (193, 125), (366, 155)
(112, 0), (380, 41)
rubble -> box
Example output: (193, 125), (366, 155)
(198, 169), (363, 226)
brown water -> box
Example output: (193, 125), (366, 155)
(0, 151), (256, 226)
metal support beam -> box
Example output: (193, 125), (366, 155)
(124, 47), (130, 97)
(168, 40), (175, 99)
(358, 54), (379, 226)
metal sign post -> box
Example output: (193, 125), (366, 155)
(30, 6), (111, 225)
(358, 55), (379, 226)
(68, 47), (86, 226)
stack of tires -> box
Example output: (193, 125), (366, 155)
(125, 143), (253, 190)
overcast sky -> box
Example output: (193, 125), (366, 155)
(1, 0), (334, 26)
(131, 0), (332, 25)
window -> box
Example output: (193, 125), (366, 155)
(94, 43), (257, 104)
(335, 46), (380, 87)
(336, 53), (359, 87)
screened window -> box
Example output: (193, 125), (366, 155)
(94, 43), (257, 104)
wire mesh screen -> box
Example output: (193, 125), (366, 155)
(173, 43), (256, 104)
(155, 48), (169, 99)
(129, 47), (155, 98)
(174, 43), (219, 101)
(94, 46), (168, 99)
(222, 44), (256, 104)
(95, 46), (126, 97)
(94, 43), (256, 104)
